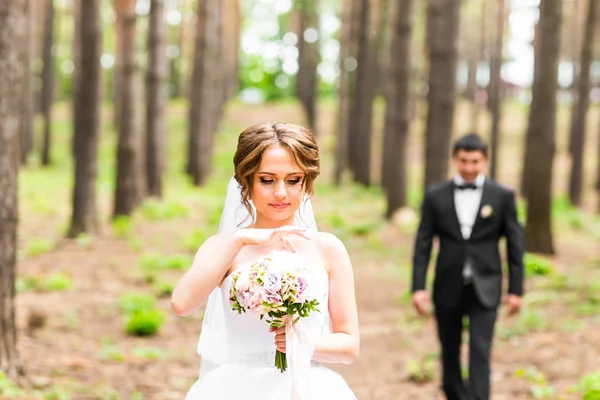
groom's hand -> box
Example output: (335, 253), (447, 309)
(412, 290), (432, 317)
(505, 294), (522, 316)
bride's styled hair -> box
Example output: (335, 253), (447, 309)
(233, 122), (320, 221)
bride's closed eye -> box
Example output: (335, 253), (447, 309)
(259, 178), (303, 185)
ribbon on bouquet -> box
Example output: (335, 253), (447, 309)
(284, 316), (314, 400)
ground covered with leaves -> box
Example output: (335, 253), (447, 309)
(7, 101), (600, 399)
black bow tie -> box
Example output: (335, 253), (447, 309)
(455, 182), (478, 190)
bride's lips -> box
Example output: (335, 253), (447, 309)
(269, 203), (290, 210)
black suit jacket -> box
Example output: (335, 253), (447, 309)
(411, 179), (524, 309)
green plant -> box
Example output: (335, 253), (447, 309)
(570, 371), (600, 399)
(125, 309), (165, 337)
(524, 253), (555, 277)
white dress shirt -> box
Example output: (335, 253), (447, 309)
(453, 173), (485, 280)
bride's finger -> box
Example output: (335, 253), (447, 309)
(281, 235), (297, 252)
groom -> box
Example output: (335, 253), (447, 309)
(411, 133), (524, 400)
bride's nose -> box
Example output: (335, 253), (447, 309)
(273, 181), (287, 199)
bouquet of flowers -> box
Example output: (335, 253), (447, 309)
(228, 250), (320, 373)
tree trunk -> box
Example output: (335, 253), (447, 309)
(40, 0), (54, 166)
(345, 0), (362, 178)
(423, 0), (461, 189)
(145, 0), (167, 198)
(488, 0), (505, 180)
(568, 0), (595, 207)
(0, 0), (27, 382)
(68, 0), (102, 238)
(523, 0), (562, 254)
(186, 0), (207, 181)
(71, 0), (80, 158)
(114, 0), (142, 217)
(296, 0), (319, 135)
(349, 0), (376, 186)
(383, 0), (413, 218)
(187, 0), (222, 185)
(20, 0), (34, 165)
(334, 0), (352, 184)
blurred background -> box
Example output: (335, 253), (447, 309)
(0, 0), (599, 398)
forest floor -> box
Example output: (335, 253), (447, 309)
(9, 100), (600, 400)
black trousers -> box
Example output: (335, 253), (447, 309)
(434, 283), (498, 400)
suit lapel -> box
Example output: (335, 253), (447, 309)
(471, 179), (494, 236)
(446, 181), (464, 239)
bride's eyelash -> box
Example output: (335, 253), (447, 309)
(258, 178), (303, 185)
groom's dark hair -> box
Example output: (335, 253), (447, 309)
(452, 133), (488, 158)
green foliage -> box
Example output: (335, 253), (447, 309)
(16, 271), (74, 293)
(569, 371), (600, 399)
(524, 253), (556, 277)
(118, 292), (157, 314)
(406, 353), (438, 383)
(139, 253), (192, 272)
(112, 216), (133, 238)
(183, 227), (213, 253)
(98, 344), (126, 362)
(0, 372), (26, 397)
(117, 293), (165, 337)
(25, 237), (55, 257)
(132, 345), (166, 360)
(125, 309), (165, 337)
(514, 366), (556, 399)
(139, 198), (189, 221)
(499, 310), (548, 339)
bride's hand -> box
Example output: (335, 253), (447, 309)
(235, 225), (311, 252)
(274, 326), (286, 353)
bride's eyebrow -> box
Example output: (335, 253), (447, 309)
(257, 172), (304, 176)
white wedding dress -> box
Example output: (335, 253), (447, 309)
(184, 258), (357, 400)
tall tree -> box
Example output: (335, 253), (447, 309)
(145, 0), (167, 198)
(296, 0), (320, 134)
(186, 0), (223, 185)
(382, 0), (413, 218)
(68, 0), (102, 237)
(20, 0), (34, 165)
(114, 0), (143, 217)
(423, 0), (461, 189)
(488, 0), (506, 180)
(522, 0), (562, 254)
(568, 0), (596, 207)
(334, 0), (352, 184)
(40, 0), (55, 166)
(0, 0), (27, 381)
(349, 0), (378, 186)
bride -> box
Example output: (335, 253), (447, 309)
(171, 122), (359, 399)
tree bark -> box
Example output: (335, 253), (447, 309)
(523, 0), (562, 254)
(346, 0), (362, 178)
(0, 0), (28, 381)
(114, 0), (143, 217)
(68, 0), (102, 238)
(334, 0), (352, 184)
(568, 0), (595, 207)
(423, 0), (461, 189)
(488, 0), (505, 180)
(383, 0), (413, 218)
(187, 0), (223, 185)
(349, 0), (376, 186)
(20, 0), (34, 165)
(296, 0), (320, 135)
(40, 0), (54, 166)
(145, 0), (167, 198)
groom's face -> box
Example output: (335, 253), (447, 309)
(453, 150), (487, 182)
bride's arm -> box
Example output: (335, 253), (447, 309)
(311, 233), (360, 364)
(171, 233), (245, 317)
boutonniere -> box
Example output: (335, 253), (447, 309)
(480, 205), (493, 219)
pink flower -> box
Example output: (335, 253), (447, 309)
(249, 291), (266, 314)
(235, 290), (252, 308)
(235, 272), (251, 292)
(264, 292), (283, 306)
(264, 270), (283, 294)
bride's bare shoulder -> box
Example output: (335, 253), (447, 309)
(312, 231), (350, 259)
